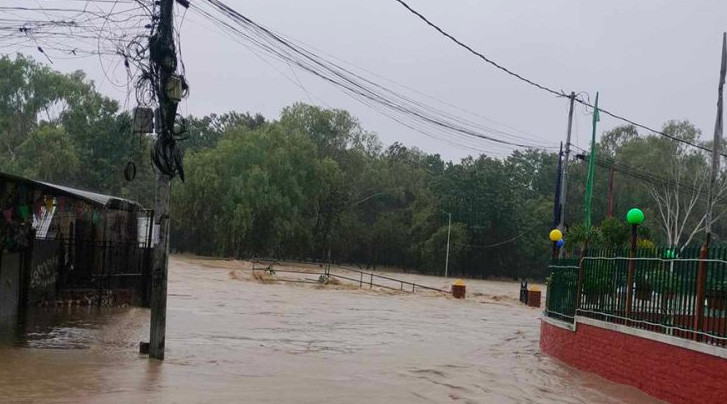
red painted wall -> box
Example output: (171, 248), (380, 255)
(540, 320), (727, 404)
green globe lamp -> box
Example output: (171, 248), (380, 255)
(626, 208), (644, 225)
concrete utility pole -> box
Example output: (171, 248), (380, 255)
(148, 0), (177, 361)
(695, 32), (726, 340)
(557, 92), (576, 231)
(444, 212), (451, 279)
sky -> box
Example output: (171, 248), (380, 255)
(14, 0), (727, 162)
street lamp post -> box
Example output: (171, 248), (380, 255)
(625, 208), (644, 321)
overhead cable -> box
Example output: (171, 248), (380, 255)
(391, 0), (726, 157)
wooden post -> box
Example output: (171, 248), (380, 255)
(625, 224), (638, 320)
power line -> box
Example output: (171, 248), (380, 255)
(189, 0), (559, 156)
(391, 0), (727, 158)
(454, 233), (525, 249)
(571, 146), (727, 204)
(580, 103), (725, 157)
(392, 0), (565, 99)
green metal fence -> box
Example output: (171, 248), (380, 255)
(544, 258), (579, 322)
(545, 246), (727, 347)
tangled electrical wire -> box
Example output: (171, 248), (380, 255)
(0, 1), (152, 84)
(1, 0), (188, 180)
(188, 0), (557, 156)
(142, 1), (187, 180)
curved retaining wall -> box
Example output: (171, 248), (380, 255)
(540, 316), (727, 404)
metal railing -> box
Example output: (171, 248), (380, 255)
(251, 259), (449, 294)
(544, 259), (579, 322)
(545, 246), (727, 347)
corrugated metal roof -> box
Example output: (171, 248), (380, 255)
(37, 181), (143, 211)
(1, 172), (144, 211)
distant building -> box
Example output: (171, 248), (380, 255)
(0, 172), (152, 323)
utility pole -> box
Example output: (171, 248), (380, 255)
(552, 142), (563, 228)
(148, 0), (178, 361)
(695, 32), (725, 340)
(706, 32), (726, 244)
(557, 92), (576, 231)
(444, 212), (451, 279)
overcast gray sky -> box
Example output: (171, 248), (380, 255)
(44, 0), (727, 161)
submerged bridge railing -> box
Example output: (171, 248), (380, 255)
(545, 246), (727, 347)
(251, 259), (449, 294)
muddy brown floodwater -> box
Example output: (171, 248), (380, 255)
(0, 256), (664, 404)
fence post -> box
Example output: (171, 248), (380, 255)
(625, 224), (638, 321)
(693, 242), (709, 341)
(359, 272), (363, 288)
(576, 257), (584, 316)
(370, 273), (373, 289)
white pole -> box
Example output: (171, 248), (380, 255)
(445, 212), (451, 279)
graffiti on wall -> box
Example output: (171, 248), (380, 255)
(30, 255), (59, 289)
(28, 240), (61, 303)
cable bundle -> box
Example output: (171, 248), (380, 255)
(189, 0), (557, 156)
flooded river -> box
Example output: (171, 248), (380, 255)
(0, 256), (663, 403)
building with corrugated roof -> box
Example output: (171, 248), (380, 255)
(0, 172), (152, 323)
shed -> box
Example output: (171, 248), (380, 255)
(0, 172), (152, 319)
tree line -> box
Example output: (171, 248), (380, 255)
(2, 54), (724, 279)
